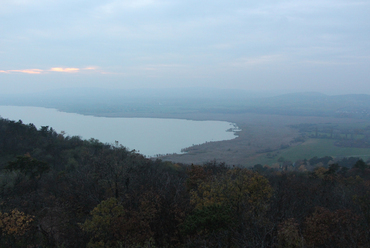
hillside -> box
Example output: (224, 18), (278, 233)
(1, 117), (370, 247)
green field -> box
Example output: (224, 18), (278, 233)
(252, 138), (370, 165)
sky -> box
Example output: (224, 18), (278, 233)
(1, 0), (369, 94)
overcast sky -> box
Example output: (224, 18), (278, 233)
(1, 0), (369, 94)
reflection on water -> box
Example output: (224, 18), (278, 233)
(0, 106), (239, 157)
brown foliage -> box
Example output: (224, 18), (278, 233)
(0, 209), (34, 236)
(304, 207), (365, 248)
(277, 218), (304, 248)
(186, 164), (211, 192)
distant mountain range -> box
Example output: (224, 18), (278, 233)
(1, 88), (370, 119)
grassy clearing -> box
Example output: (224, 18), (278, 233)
(159, 113), (370, 167)
(252, 139), (370, 166)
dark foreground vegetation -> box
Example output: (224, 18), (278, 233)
(1, 117), (370, 247)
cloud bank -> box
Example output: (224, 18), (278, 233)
(0, 67), (99, 74)
(0, 0), (369, 94)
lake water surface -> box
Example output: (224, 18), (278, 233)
(0, 106), (239, 157)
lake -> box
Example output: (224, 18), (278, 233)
(0, 106), (239, 157)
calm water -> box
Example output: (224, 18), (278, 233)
(0, 106), (239, 157)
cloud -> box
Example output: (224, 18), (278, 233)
(0, 0), (369, 94)
(0, 69), (43, 74)
(50, 67), (80, 73)
(84, 66), (98, 70)
(0, 67), (100, 74)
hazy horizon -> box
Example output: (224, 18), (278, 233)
(1, 0), (369, 95)
(0, 86), (359, 98)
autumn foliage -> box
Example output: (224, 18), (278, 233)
(1, 118), (370, 247)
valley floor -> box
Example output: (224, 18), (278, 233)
(99, 111), (370, 166)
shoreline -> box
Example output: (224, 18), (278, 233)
(3, 104), (370, 167)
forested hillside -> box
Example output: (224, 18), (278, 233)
(1, 117), (370, 247)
